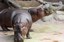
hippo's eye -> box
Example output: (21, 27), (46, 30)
(52, 4), (59, 7)
(43, 3), (47, 5)
(43, 4), (45, 5)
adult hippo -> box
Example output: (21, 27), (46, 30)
(0, 3), (52, 42)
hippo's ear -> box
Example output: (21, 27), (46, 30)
(28, 9), (36, 15)
(36, 0), (44, 4)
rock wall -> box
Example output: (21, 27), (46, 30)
(42, 11), (64, 23)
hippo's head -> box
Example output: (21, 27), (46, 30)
(28, 3), (52, 22)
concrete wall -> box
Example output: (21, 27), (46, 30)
(17, 1), (40, 7)
(44, 0), (64, 4)
(17, 0), (64, 4)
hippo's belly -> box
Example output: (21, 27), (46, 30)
(0, 11), (13, 27)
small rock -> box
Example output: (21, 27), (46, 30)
(53, 40), (58, 42)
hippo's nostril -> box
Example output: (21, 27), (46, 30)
(43, 3), (46, 5)
(44, 8), (48, 11)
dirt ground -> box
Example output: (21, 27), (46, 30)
(0, 20), (64, 42)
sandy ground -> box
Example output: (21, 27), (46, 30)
(0, 20), (64, 42)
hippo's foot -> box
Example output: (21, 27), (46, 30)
(5, 29), (11, 31)
(14, 39), (24, 42)
(30, 29), (34, 32)
(26, 36), (32, 39)
(3, 28), (11, 31)
(1, 26), (11, 31)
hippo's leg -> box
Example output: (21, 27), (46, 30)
(1, 26), (10, 31)
(14, 24), (24, 42)
(30, 29), (34, 32)
(26, 26), (31, 39)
